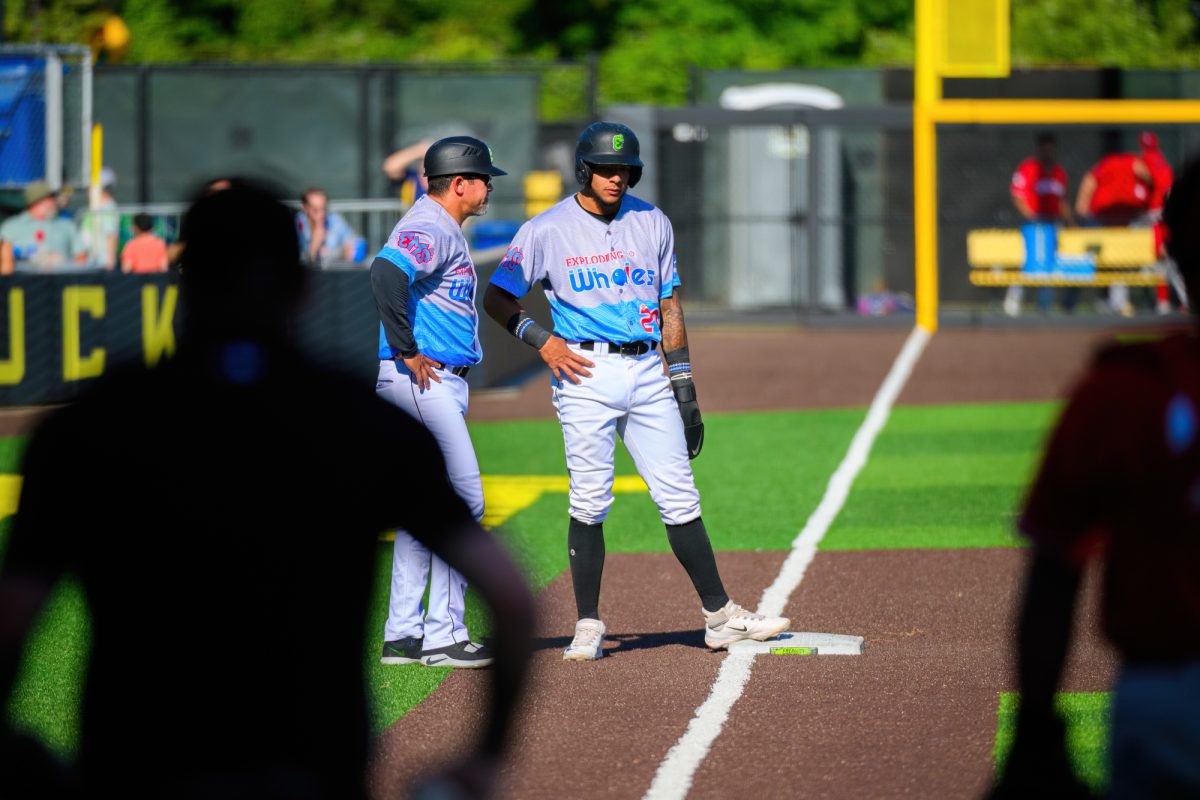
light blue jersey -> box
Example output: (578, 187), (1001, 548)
(375, 195), (481, 366)
(490, 194), (681, 344)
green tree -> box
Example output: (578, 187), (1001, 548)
(595, 0), (911, 105)
(1013, 0), (1200, 68)
(7, 0), (1200, 113)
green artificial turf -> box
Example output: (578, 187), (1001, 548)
(0, 436), (83, 756)
(993, 691), (1112, 792)
(364, 543), (498, 734)
(4, 575), (89, 757)
(470, 407), (868, 559)
(822, 402), (1061, 550)
(1, 400), (1072, 751)
(0, 435), (28, 473)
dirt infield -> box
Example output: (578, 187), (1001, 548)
(371, 323), (1146, 799)
(370, 552), (1115, 799)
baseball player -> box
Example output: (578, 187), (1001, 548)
(1004, 131), (1074, 316)
(990, 156), (1200, 799)
(371, 136), (505, 669)
(483, 121), (789, 661)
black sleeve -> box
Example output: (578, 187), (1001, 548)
(369, 256), (418, 359)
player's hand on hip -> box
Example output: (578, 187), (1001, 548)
(402, 353), (442, 391)
(540, 336), (593, 384)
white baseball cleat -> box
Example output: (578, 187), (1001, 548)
(563, 618), (606, 661)
(703, 601), (790, 650)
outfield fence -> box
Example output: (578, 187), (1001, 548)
(626, 107), (1200, 316)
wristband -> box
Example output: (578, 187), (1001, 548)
(664, 346), (693, 383)
(505, 311), (552, 350)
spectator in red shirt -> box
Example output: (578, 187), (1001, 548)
(120, 213), (169, 274)
(1140, 131), (1182, 314)
(991, 154), (1200, 799)
(1140, 131), (1174, 218)
(1076, 152), (1153, 227)
(1075, 136), (1155, 316)
(1005, 132), (1075, 316)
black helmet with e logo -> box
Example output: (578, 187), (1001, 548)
(574, 122), (643, 188)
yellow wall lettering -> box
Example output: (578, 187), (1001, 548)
(63, 286), (106, 380)
(142, 285), (178, 367)
(0, 288), (25, 385)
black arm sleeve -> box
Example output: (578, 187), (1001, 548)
(369, 256), (418, 359)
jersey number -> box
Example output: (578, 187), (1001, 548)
(640, 306), (660, 333)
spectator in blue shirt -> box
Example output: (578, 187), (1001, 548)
(296, 187), (358, 266)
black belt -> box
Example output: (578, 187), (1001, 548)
(434, 362), (470, 377)
(578, 340), (657, 356)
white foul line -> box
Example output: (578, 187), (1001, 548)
(642, 325), (932, 800)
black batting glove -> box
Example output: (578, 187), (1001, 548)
(671, 377), (704, 459)
(665, 347), (703, 459)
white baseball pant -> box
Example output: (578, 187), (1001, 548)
(552, 343), (701, 526)
(376, 358), (484, 648)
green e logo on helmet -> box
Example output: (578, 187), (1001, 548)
(613, 134), (624, 151)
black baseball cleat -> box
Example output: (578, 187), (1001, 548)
(380, 636), (424, 665)
(418, 640), (494, 669)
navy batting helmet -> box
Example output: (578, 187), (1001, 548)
(423, 136), (507, 179)
(575, 122), (643, 188)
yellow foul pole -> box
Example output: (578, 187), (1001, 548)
(913, 0), (940, 333)
(90, 123), (104, 211)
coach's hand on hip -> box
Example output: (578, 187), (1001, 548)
(540, 337), (594, 384)
(402, 353), (443, 392)
(672, 379), (704, 459)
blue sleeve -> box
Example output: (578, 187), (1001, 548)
(660, 217), (681, 299)
(489, 223), (540, 298)
(377, 226), (438, 282)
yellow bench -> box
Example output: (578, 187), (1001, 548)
(967, 227), (1162, 287)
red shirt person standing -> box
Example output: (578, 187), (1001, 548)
(1005, 132), (1074, 316)
(1141, 131), (1174, 219)
(1012, 132), (1074, 226)
(1141, 131), (1179, 314)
